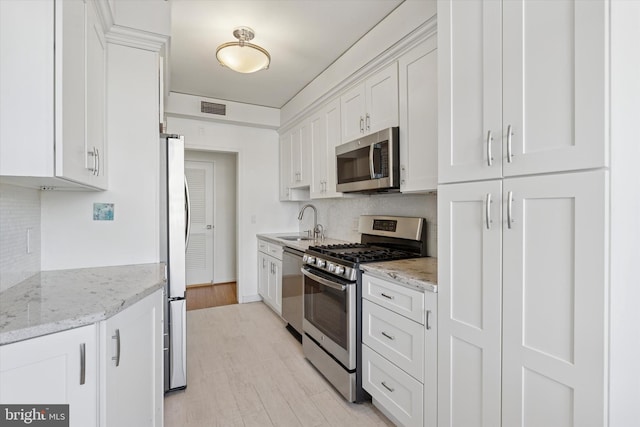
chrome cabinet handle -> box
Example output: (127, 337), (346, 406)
(380, 292), (394, 300)
(507, 190), (514, 229)
(485, 193), (492, 230)
(360, 116), (364, 133)
(506, 125), (513, 163)
(185, 175), (191, 250)
(426, 310), (432, 330)
(381, 381), (395, 393)
(486, 130), (493, 166)
(95, 148), (100, 176)
(365, 113), (370, 131)
(112, 329), (121, 367)
(80, 343), (86, 385)
(381, 331), (395, 340)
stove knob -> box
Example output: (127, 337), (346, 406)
(317, 260), (326, 268)
(302, 255), (308, 263)
(306, 256), (316, 265)
(335, 266), (345, 275)
(328, 263), (336, 273)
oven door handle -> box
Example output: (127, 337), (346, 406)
(301, 268), (347, 292)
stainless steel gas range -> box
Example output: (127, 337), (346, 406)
(301, 215), (428, 402)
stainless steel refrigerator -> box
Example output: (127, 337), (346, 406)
(159, 134), (189, 392)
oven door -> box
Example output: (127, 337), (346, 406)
(302, 266), (356, 370)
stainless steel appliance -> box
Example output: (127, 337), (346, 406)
(282, 247), (304, 339)
(336, 127), (399, 193)
(302, 215), (427, 402)
(159, 134), (190, 393)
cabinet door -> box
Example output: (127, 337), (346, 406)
(438, 0), (502, 184)
(502, 0), (607, 176)
(399, 36), (438, 193)
(85, 0), (107, 189)
(365, 62), (399, 135)
(323, 99), (342, 198)
(438, 180), (502, 427)
(310, 110), (327, 198)
(340, 83), (366, 143)
(502, 170), (606, 427)
(267, 258), (282, 315)
(299, 120), (312, 187)
(258, 251), (269, 298)
(101, 290), (163, 427)
(279, 132), (292, 200)
(0, 325), (98, 427)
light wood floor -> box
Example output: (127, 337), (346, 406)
(186, 282), (237, 311)
(164, 302), (395, 427)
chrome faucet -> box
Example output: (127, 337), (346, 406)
(298, 204), (323, 240)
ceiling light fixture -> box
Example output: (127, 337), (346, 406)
(215, 27), (271, 74)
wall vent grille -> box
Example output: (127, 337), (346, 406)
(201, 101), (226, 116)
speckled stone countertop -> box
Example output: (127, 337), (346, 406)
(0, 263), (165, 345)
(257, 233), (349, 251)
(362, 257), (438, 293)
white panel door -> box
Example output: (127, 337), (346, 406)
(438, 180), (502, 427)
(502, 0), (607, 176)
(341, 83), (366, 143)
(438, 0), (502, 184)
(310, 109), (327, 198)
(502, 170), (607, 427)
(398, 35), (438, 193)
(185, 161), (214, 285)
(365, 62), (399, 134)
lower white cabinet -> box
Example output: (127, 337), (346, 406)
(258, 239), (283, 315)
(0, 290), (163, 427)
(100, 290), (163, 427)
(0, 324), (98, 427)
(361, 273), (437, 427)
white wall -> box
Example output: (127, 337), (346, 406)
(185, 151), (237, 284)
(0, 184), (41, 290)
(167, 115), (299, 302)
(41, 44), (160, 270)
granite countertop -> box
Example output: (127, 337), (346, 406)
(257, 232), (349, 251)
(0, 263), (165, 345)
(362, 257), (438, 293)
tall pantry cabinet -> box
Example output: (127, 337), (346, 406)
(436, 0), (639, 426)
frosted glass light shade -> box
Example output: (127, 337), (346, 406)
(216, 42), (271, 73)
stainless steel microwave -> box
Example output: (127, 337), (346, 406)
(335, 127), (399, 193)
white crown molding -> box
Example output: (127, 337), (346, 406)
(279, 16), (437, 134)
(104, 26), (169, 52)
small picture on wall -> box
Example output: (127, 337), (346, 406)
(93, 203), (114, 221)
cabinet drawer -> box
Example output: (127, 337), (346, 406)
(362, 345), (423, 427)
(363, 273), (424, 323)
(363, 299), (424, 381)
(267, 243), (283, 260)
(258, 240), (268, 253)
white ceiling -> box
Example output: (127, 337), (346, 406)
(169, 0), (404, 109)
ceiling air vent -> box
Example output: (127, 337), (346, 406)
(200, 101), (226, 116)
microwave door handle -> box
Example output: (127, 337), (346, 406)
(369, 144), (376, 179)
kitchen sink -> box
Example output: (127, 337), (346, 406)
(279, 235), (313, 241)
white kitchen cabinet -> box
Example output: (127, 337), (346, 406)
(0, 324), (98, 427)
(257, 239), (283, 315)
(438, 0), (607, 184)
(341, 62), (398, 143)
(438, 170), (606, 427)
(310, 98), (343, 199)
(0, 0), (107, 190)
(100, 290), (163, 427)
(279, 123), (311, 201)
(361, 273), (437, 427)
(398, 35), (438, 193)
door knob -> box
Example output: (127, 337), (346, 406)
(206, 225), (213, 229)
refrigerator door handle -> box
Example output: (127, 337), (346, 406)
(184, 175), (191, 251)
(170, 299), (187, 389)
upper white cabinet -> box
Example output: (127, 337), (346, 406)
(279, 120), (312, 201)
(438, 0), (607, 184)
(398, 36), (438, 193)
(310, 98), (343, 199)
(0, 0), (107, 190)
(341, 62), (399, 143)
(0, 324), (98, 427)
(100, 290), (163, 427)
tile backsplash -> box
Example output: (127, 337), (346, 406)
(0, 184), (41, 291)
(298, 193), (438, 258)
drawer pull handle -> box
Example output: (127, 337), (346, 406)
(381, 331), (395, 340)
(80, 343), (86, 385)
(381, 381), (395, 393)
(112, 329), (121, 367)
(426, 310), (432, 330)
(380, 292), (394, 300)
